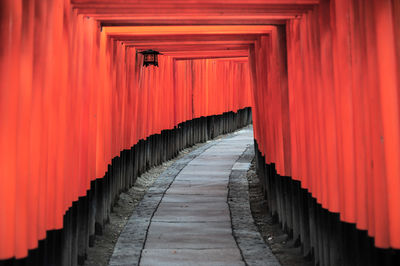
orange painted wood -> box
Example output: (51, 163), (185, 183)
(251, 0), (400, 250)
(1, 0), (400, 260)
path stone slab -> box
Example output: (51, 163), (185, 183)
(181, 164), (234, 171)
(188, 158), (235, 164)
(144, 222), (238, 249)
(152, 202), (229, 222)
(178, 168), (231, 175)
(196, 154), (240, 159)
(166, 184), (228, 197)
(175, 172), (228, 178)
(170, 178), (229, 186)
(161, 194), (227, 204)
(204, 149), (245, 153)
(140, 249), (245, 266)
(173, 174), (229, 182)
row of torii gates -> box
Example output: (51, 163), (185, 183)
(1, 0), (400, 265)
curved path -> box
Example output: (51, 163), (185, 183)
(109, 127), (280, 266)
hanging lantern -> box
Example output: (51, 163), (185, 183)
(138, 49), (162, 67)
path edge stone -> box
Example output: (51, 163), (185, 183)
(228, 144), (281, 266)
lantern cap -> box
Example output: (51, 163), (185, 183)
(138, 49), (162, 55)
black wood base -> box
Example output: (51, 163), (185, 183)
(254, 140), (400, 266)
(0, 108), (252, 266)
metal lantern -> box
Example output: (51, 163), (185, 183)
(138, 49), (162, 67)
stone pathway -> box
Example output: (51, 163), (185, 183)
(109, 127), (280, 266)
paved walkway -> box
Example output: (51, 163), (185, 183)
(110, 127), (280, 266)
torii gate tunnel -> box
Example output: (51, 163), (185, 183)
(1, 0), (400, 265)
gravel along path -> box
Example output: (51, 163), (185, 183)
(246, 160), (314, 266)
